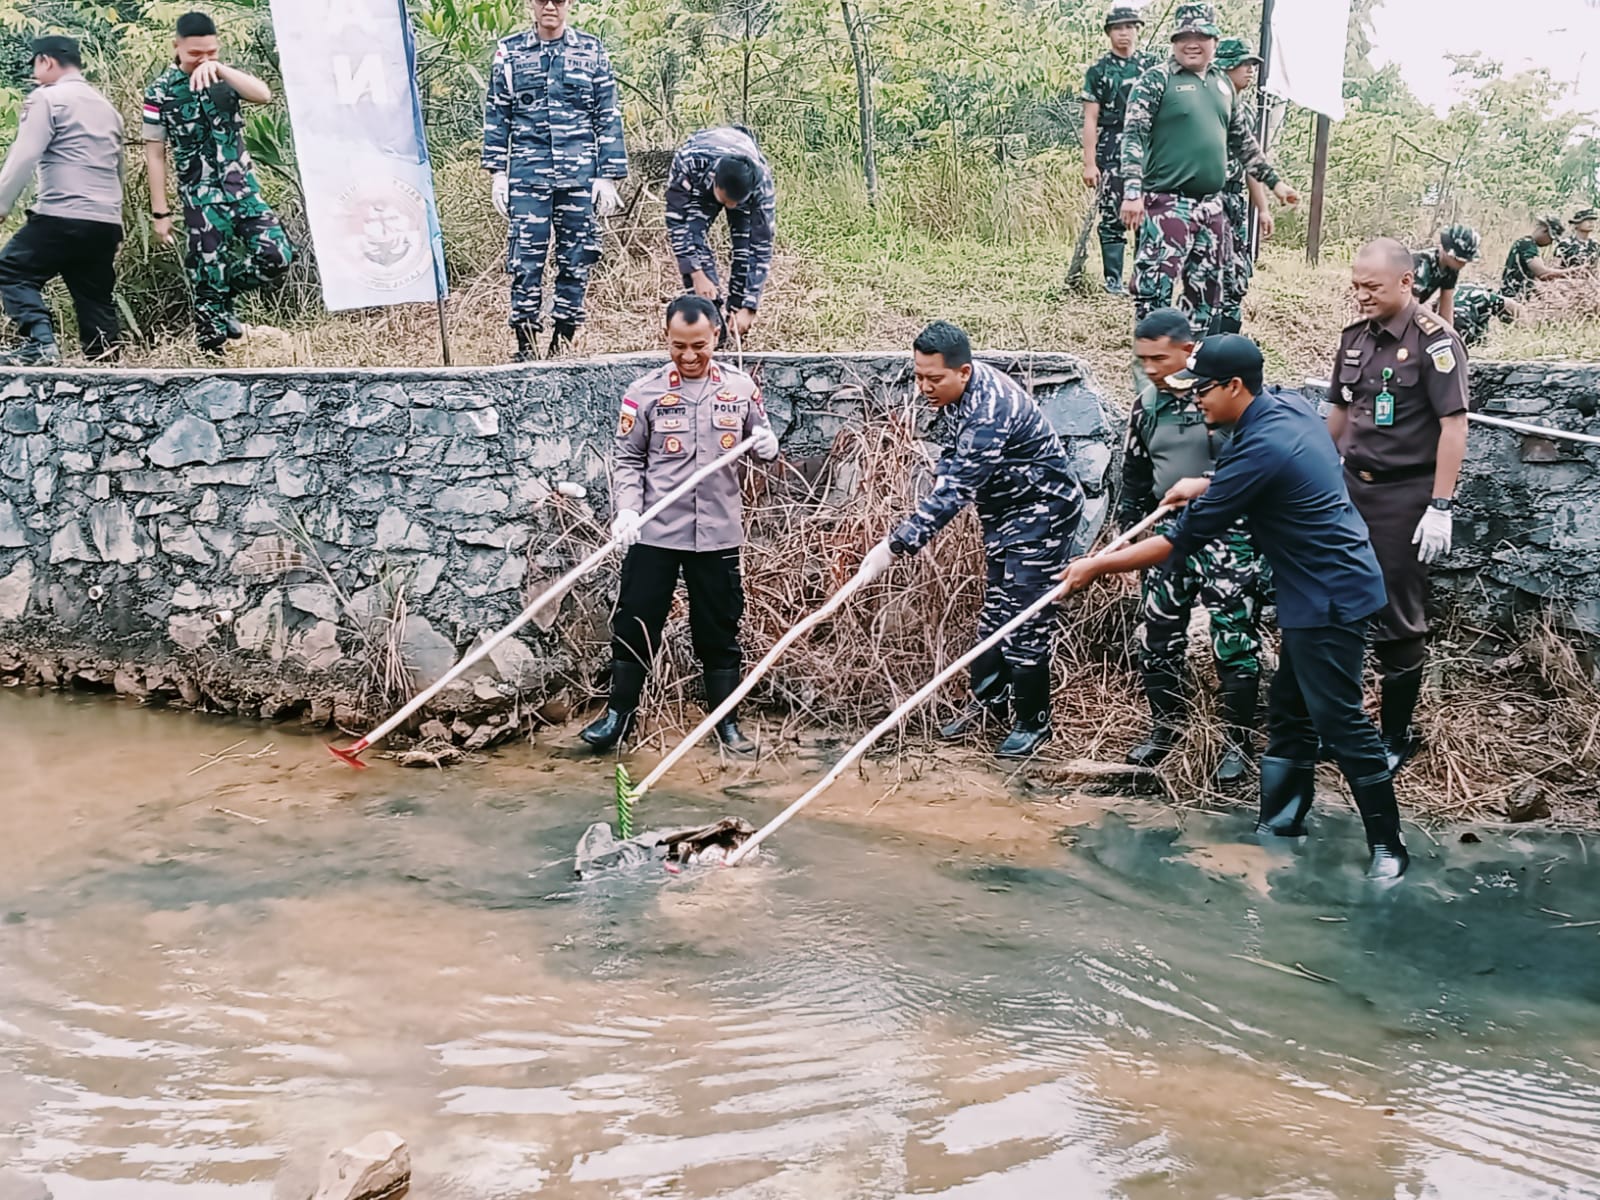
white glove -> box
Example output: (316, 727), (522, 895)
(858, 539), (895, 583)
(612, 509), (642, 551)
(1412, 505), (1452, 564)
(591, 178), (622, 217)
(751, 425), (779, 461)
(491, 172), (509, 218)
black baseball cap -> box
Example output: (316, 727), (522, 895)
(1166, 334), (1264, 392)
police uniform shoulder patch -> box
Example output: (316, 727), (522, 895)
(1425, 338), (1457, 374)
(617, 396), (638, 437)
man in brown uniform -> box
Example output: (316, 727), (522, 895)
(1327, 238), (1469, 773)
(580, 294), (779, 755)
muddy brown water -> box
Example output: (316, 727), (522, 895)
(3, 689), (1600, 1199)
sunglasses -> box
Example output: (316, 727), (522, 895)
(534, 0), (570, 7)
(1192, 379), (1225, 397)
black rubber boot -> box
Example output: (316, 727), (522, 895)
(0, 337), (60, 366)
(703, 668), (756, 757)
(547, 319), (578, 357)
(579, 661), (646, 751)
(938, 648), (1011, 740)
(1211, 314), (1243, 335)
(513, 322), (539, 363)
(1380, 666), (1424, 775)
(1350, 770), (1410, 880)
(1213, 668), (1259, 785)
(1101, 240), (1126, 294)
(223, 313), (245, 340)
(1255, 755), (1316, 837)
(1128, 666), (1185, 768)
(996, 666), (1052, 759)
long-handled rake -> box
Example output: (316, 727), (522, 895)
(327, 436), (758, 768)
(613, 556), (877, 836)
(723, 505), (1176, 865)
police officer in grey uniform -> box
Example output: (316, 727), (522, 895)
(483, 0), (627, 361)
(0, 35), (124, 364)
(665, 126), (777, 341)
(1328, 238), (1469, 773)
(861, 321), (1084, 759)
(581, 295), (780, 754)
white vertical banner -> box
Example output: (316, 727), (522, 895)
(1267, 0), (1352, 121)
(269, 0), (448, 311)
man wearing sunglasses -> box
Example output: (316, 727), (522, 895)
(484, 0), (627, 360)
(1061, 335), (1409, 880)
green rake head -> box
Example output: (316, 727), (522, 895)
(613, 762), (640, 839)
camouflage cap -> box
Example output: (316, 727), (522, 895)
(1104, 4), (1143, 29)
(1537, 213), (1566, 238)
(1573, 207), (1599, 224)
(1170, 2), (1220, 38)
(1439, 223), (1480, 262)
(1214, 38), (1262, 68)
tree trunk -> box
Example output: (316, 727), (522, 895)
(840, 0), (878, 207)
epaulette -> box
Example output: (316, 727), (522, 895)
(1341, 315), (1368, 332)
(1413, 308), (1445, 336)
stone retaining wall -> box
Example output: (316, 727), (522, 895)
(0, 352), (1113, 736)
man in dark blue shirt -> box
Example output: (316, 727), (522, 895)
(1062, 335), (1408, 880)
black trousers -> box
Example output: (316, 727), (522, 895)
(0, 211), (122, 357)
(1266, 619), (1390, 779)
(612, 543), (743, 672)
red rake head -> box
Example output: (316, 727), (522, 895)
(325, 741), (370, 769)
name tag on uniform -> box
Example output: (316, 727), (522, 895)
(713, 414), (740, 429)
(566, 51), (598, 72)
(658, 416), (686, 431)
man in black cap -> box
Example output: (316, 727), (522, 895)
(0, 35), (124, 364)
(1080, 5), (1158, 294)
(1328, 238), (1468, 774)
(1062, 334), (1409, 880)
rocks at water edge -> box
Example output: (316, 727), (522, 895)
(310, 1130), (411, 1200)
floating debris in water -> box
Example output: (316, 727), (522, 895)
(574, 817), (757, 879)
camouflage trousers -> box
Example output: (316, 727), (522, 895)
(1131, 191), (1231, 332)
(978, 496), (1083, 672)
(1094, 129), (1130, 247)
(1138, 521), (1263, 677)
(1218, 184), (1252, 330)
(1452, 284), (1510, 347)
(506, 184), (599, 328)
(182, 194), (293, 349)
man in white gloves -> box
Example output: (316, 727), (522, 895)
(580, 295), (779, 755)
(1326, 237), (1469, 773)
(861, 321), (1083, 760)
(482, 0), (626, 361)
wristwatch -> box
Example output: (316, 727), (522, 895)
(1430, 498), (1453, 511)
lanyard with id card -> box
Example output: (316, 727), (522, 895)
(1374, 367), (1395, 428)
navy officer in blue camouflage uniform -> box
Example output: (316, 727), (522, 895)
(861, 321), (1083, 759)
(483, 0), (627, 361)
(1063, 335), (1409, 880)
(665, 126), (777, 342)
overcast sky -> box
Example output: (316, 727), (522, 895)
(1368, 0), (1600, 120)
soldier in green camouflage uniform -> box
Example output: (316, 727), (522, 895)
(1080, 6), (1158, 294)
(1411, 223), (1478, 327)
(1121, 4), (1297, 333)
(1557, 207), (1599, 271)
(1119, 307), (1263, 784)
(1502, 214), (1570, 299)
(143, 11), (292, 353)
(1451, 284), (1520, 348)
(1214, 38), (1266, 334)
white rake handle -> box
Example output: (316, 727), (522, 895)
(333, 436), (758, 760)
(628, 562), (876, 801)
(725, 505), (1176, 865)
